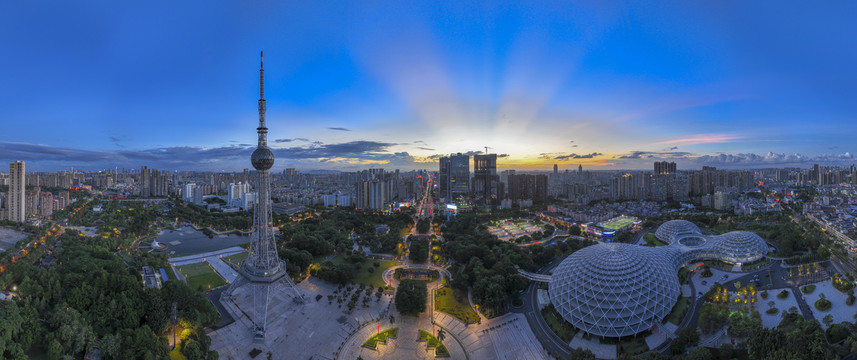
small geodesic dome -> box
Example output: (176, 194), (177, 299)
(549, 243), (681, 338)
(712, 231), (769, 264)
(654, 220), (701, 244)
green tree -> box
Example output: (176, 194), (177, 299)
(568, 348), (596, 359)
(0, 302), (24, 356)
(409, 237), (429, 263)
(394, 280), (427, 315)
(47, 339), (65, 360)
(822, 314), (834, 328)
(686, 346), (712, 360)
(719, 343), (734, 360)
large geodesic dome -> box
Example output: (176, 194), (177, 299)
(549, 243), (681, 338)
(712, 231), (769, 264)
(654, 220), (701, 244)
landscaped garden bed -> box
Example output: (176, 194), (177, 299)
(362, 328), (398, 349)
(418, 330), (449, 357)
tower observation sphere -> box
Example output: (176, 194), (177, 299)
(251, 147), (274, 170)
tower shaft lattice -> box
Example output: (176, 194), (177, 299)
(223, 51), (301, 342)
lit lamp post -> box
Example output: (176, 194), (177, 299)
(170, 302), (178, 350)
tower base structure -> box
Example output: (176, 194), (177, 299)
(221, 263), (304, 342)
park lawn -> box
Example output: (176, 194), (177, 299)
(186, 272), (226, 291)
(178, 262), (227, 291)
(363, 328), (398, 348)
(435, 287), (480, 323)
(354, 260), (396, 288)
(222, 251), (248, 265)
(177, 262), (215, 277)
(169, 348), (188, 360)
(643, 233), (668, 246)
(326, 255), (397, 288)
(664, 297), (691, 325)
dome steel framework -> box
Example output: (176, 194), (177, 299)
(546, 220), (769, 338)
(549, 243), (680, 337)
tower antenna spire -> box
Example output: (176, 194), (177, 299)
(257, 50), (267, 147)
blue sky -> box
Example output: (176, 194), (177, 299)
(1, 1), (856, 172)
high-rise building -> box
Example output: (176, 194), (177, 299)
(438, 153), (470, 199)
(507, 174), (548, 204)
(355, 178), (394, 210)
(553, 164), (558, 174)
(579, 164), (583, 173)
(654, 161), (677, 175)
(7, 161), (25, 222)
(183, 183), (197, 203)
(140, 166), (151, 197)
(473, 154), (500, 204)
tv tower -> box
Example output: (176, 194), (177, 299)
(223, 51), (302, 342)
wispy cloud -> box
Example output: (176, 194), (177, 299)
(554, 152), (602, 160)
(695, 152), (854, 165)
(416, 147), (435, 151)
(109, 136), (125, 148)
(655, 134), (743, 146)
(328, 127), (351, 131)
(274, 138), (310, 143)
(614, 151), (694, 160)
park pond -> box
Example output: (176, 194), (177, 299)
(156, 226), (250, 256)
(0, 228), (29, 253)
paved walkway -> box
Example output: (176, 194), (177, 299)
(168, 246), (246, 265)
(206, 256), (239, 283)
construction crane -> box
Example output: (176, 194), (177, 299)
(484, 146), (492, 154)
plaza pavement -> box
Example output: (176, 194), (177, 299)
(757, 288), (799, 329)
(336, 283), (550, 360)
(209, 277), (395, 359)
(800, 281), (855, 329)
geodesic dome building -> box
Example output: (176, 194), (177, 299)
(549, 243), (681, 338)
(654, 220), (701, 244)
(712, 231), (768, 264)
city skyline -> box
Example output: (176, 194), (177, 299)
(2, 1), (857, 172)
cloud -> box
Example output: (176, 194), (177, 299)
(695, 152), (854, 165)
(555, 152), (602, 160)
(654, 134), (743, 146)
(274, 138), (310, 143)
(109, 136), (125, 148)
(413, 140), (426, 144)
(327, 127), (351, 131)
(416, 147), (435, 151)
(0, 140), (413, 170)
(615, 151), (693, 160)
